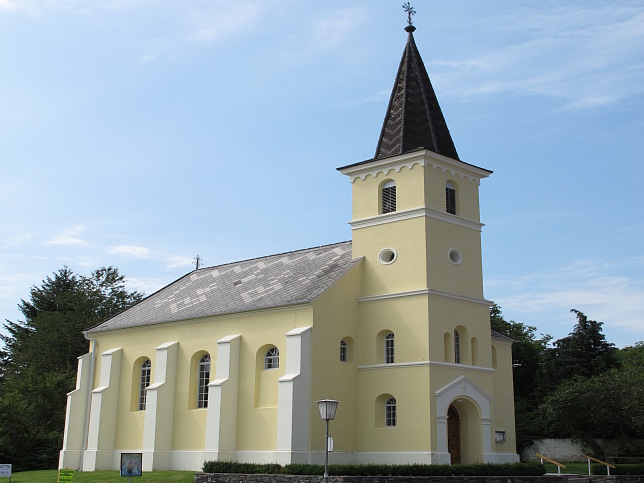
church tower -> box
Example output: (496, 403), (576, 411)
(338, 20), (517, 464)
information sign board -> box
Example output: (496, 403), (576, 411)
(0, 464), (11, 478)
(58, 468), (73, 482)
(120, 453), (142, 477)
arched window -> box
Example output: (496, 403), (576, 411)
(385, 333), (395, 364)
(197, 354), (211, 408)
(385, 397), (397, 426)
(340, 340), (347, 362)
(454, 330), (461, 364)
(265, 347), (279, 369)
(382, 180), (396, 214)
(139, 359), (151, 410)
(446, 181), (456, 215)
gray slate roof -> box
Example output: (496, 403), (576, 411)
(89, 241), (358, 333)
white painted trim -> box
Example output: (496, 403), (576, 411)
(83, 347), (122, 471)
(358, 288), (492, 306)
(276, 326), (312, 461)
(205, 334), (241, 457)
(59, 352), (93, 470)
(142, 341), (178, 471)
(339, 149), (491, 184)
(358, 360), (494, 373)
(349, 207), (484, 232)
(434, 376), (492, 459)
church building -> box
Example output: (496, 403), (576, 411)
(59, 19), (520, 472)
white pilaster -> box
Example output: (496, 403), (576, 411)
(276, 326), (312, 464)
(83, 347), (122, 471)
(204, 334), (241, 462)
(59, 352), (93, 470)
(142, 341), (178, 471)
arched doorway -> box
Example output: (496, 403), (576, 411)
(447, 405), (461, 464)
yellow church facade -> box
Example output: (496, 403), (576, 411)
(59, 22), (519, 472)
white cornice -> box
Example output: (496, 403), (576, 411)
(358, 360), (494, 373)
(349, 207), (484, 232)
(358, 288), (492, 306)
(338, 150), (491, 184)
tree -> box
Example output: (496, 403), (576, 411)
(490, 304), (551, 451)
(544, 309), (618, 385)
(0, 266), (143, 470)
(539, 367), (644, 451)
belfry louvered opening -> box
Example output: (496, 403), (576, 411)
(446, 182), (456, 215)
(382, 180), (396, 214)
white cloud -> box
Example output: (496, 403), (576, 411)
(186, 2), (262, 43)
(108, 244), (151, 258)
(45, 226), (87, 246)
(435, 3), (644, 108)
(0, 0), (17, 10)
(487, 257), (644, 346)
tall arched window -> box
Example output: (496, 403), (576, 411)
(265, 347), (279, 369)
(382, 180), (396, 214)
(139, 359), (151, 410)
(385, 397), (397, 426)
(446, 181), (456, 215)
(340, 340), (347, 362)
(385, 333), (395, 364)
(197, 354), (211, 408)
(454, 330), (461, 364)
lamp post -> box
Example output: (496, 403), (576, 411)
(316, 399), (339, 483)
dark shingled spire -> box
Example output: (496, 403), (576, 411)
(374, 25), (459, 161)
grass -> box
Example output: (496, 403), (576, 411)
(543, 462), (595, 475)
(6, 470), (195, 482)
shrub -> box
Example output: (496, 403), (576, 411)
(204, 461), (545, 476)
(202, 461), (281, 474)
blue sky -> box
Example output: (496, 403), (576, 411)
(1, 1), (643, 348)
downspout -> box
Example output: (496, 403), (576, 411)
(79, 331), (97, 472)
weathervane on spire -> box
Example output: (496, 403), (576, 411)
(402, 2), (416, 26)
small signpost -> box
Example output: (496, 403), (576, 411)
(0, 464), (11, 482)
(58, 468), (73, 482)
(121, 453), (143, 482)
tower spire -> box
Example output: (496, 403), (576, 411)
(374, 8), (459, 161)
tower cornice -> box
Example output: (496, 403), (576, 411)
(338, 149), (491, 184)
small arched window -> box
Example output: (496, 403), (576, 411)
(139, 359), (151, 410)
(385, 397), (397, 426)
(454, 330), (461, 364)
(197, 354), (211, 408)
(265, 347), (279, 369)
(446, 181), (456, 215)
(340, 340), (347, 362)
(385, 333), (395, 364)
(382, 180), (396, 214)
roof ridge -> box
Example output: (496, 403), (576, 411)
(196, 240), (352, 272)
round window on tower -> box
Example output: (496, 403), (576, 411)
(379, 248), (397, 265)
(448, 248), (462, 265)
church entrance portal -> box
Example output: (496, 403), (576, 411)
(447, 405), (461, 464)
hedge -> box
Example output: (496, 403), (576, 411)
(202, 461), (546, 476)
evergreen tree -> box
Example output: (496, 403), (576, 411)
(0, 266), (143, 470)
(544, 309), (618, 385)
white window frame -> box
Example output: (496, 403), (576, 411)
(265, 347), (279, 369)
(139, 359), (151, 411)
(454, 330), (461, 364)
(385, 333), (395, 364)
(385, 397), (397, 427)
(340, 340), (347, 362)
(197, 354), (210, 408)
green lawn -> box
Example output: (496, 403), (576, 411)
(6, 470), (195, 482)
(542, 462), (597, 475)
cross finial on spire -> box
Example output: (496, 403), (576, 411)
(402, 2), (416, 26)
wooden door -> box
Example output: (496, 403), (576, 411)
(447, 405), (461, 464)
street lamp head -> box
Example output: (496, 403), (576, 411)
(316, 399), (339, 421)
